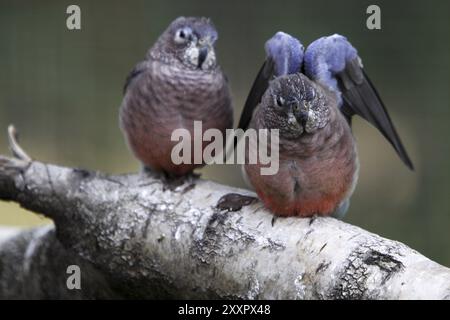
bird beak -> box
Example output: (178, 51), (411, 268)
(287, 113), (297, 126)
(197, 37), (216, 69)
(197, 46), (209, 69)
(293, 101), (309, 128)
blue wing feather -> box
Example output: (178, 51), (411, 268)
(304, 34), (413, 169)
(237, 32), (304, 131)
(265, 31), (304, 77)
(304, 34), (358, 105)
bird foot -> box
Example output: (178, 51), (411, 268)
(140, 167), (200, 192)
(271, 215), (279, 226)
(162, 172), (200, 192)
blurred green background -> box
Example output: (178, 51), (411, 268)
(0, 0), (449, 265)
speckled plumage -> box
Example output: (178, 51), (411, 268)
(120, 17), (233, 176)
(244, 74), (359, 217)
(239, 32), (413, 218)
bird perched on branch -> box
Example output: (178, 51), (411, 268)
(120, 17), (233, 177)
(239, 32), (413, 218)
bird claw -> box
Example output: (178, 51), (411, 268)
(162, 172), (200, 192)
(140, 167), (200, 192)
(271, 216), (278, 226)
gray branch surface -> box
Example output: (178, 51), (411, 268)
(1, 133), (450, 299)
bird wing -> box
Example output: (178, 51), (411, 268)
(237, 58), (275, 130)
(123, 62), (147, 94)
(337, 57), (414, 170)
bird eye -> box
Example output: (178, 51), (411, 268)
(276, 96), (285, 107)
(174, 27), (192, 44)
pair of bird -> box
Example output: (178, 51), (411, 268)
(120, 17), (413, 219)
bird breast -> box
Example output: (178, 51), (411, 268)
(244, 109), (358, 217)
(119, 60), (233, 174)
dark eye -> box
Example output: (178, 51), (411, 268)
(276, 96), (284, 107)
(174, 27), (192, 44)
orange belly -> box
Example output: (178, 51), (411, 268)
(244, 151), (358, 217)
(256, 187), (348, 217)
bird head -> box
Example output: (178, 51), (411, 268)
(261, 73), (330, 138)
(157, 17), (218, 71)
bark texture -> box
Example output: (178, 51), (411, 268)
(0, 131), (450, 299)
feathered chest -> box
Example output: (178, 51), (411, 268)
(146, 62), (228, 115)
(245, 111), (358, 216)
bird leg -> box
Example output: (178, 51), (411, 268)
(141, 166), (200, 192)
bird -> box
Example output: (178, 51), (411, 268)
(238, 32), (413, 218)
(120, 17), (233, 178)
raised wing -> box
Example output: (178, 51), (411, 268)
(304, 34), (414, 170)
(237, 32), (304, 131)
(339, 58), (414, 169)
(237, 58), (275, 130)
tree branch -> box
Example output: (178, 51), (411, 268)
(1, 126), (450, 299)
